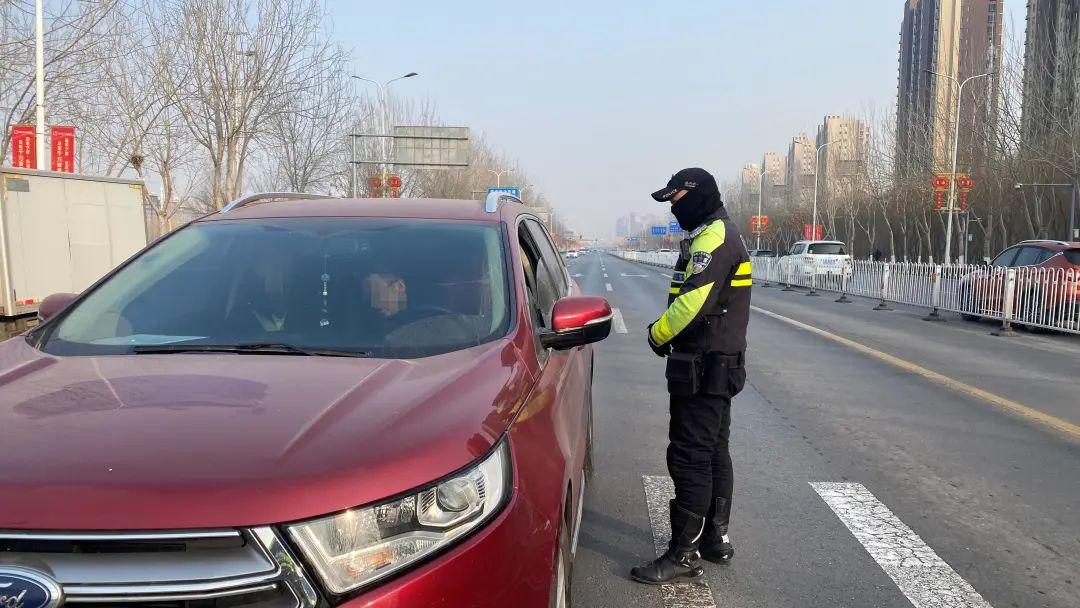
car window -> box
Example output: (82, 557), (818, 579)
(1012, 246), (1046, 267)
(1065, 249), (1080, 265)
(517, 224), (556, 328)
(992, 247), (1019, 267)
(525, 219), (568, 298)
(807, 243), (846, 255)
(41, 218), (511, 359)
(790, 244), (803, 255)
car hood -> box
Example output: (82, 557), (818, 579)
(0, 337), (533, 530)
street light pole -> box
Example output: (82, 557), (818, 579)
(811, 142), (829, 241)
(487, 168), (513, 188)
(351, 72), (418, 197)
(35, 0), (45, 170)
(927, 69), (992, 264)
(755, 167), (766, 250)
(794, 138), (831, 240)
(1014, 182), (1077, 242)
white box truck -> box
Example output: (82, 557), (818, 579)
(1, 168), (148, 338)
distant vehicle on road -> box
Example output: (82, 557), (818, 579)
(2, 191), (612, 607)
(565, 249), (580, 258)
(781, 240), (852, 276)
(959, 239), (1080, 325)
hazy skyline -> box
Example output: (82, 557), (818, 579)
(328, 1), (1026, 238)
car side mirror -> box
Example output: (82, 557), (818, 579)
(540, 296), (612, 351)
(38, 292), (78, 321)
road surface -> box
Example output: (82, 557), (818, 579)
(568, 252), (1079, 608)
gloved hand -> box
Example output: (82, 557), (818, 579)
(646, 323), (671, 358)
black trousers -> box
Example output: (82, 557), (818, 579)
(666, 366), (744, 517)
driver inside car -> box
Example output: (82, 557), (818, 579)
(366, 273), (408, 317)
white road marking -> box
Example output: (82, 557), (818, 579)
(603, 273), (608, 278)
(605, 283), (613, 292)
(611, 307), (628, 334)
(659, 272), (673, 278)
(642, 476), (717, 607)
(571, 273), (583, 278)
(620, 273), (648, 277)
(811, 482), (994, 608)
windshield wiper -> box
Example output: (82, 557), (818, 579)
(132, 342), (370, 357)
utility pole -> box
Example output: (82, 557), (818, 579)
(35, 0), (46, 170)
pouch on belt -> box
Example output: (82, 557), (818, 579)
(702, 352), (746, 398)
(665, 351), (701, 397)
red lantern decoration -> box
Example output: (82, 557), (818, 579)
(387, 174), (402, 188)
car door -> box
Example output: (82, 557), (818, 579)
(975, 247), (1021, 312)
(516, 218), (588, 529)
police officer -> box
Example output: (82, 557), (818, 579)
(630, 168), (751, 585)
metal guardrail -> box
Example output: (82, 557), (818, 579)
(613, 251), (1080, 336)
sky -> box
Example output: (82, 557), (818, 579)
(325, 0), (1027, 239)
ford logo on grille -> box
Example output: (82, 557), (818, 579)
(0, 568), (63, 608)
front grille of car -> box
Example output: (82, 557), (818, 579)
(0, 527), (321, 608)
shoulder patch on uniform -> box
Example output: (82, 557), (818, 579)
(690, 251), (712, 275)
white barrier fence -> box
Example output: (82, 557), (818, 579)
(614, 250), (1080, 336)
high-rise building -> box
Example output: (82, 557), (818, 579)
(762, 152), (787, 213)
(787, 133), (816, 209)
(896, 0), (1003, 174)
(739, 164), (761, 215)
(1021, 0), (1080, 145)
(816, 115), (869, 200)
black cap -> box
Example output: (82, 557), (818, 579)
(651, 167), (716, 202)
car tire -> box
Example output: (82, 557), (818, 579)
(550, 516), (573, 608)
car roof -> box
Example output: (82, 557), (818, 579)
(1013, 240), (1080, 251)
(196, 196), (530, 225)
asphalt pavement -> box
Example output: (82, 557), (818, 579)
(567, 251), (1080, 608)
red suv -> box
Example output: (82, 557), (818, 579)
(0, 192), (610, 608)
(961, 239), (1080, 326)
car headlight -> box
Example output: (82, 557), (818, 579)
(286, 440), (512, 594)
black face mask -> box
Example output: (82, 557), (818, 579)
(671, 189), (721, 231)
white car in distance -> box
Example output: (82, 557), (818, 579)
(783, 240), (852, 276)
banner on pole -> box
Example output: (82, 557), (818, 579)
(803, 224), (823, 240)
(50, 125), (76, 173)
(10, 125), (36, 169)
(750, 215), (769, 235)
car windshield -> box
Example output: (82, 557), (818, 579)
(807, 243), (846, 255)
(40, 218), (511, 359)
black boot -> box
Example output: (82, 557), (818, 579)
(700, 497), (734, 563)
(630, 501), (705, 585)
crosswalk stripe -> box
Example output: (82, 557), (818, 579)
(642, 476), (716, 607)
(605, 283), (613, 292)
(812, 482), (994, 608)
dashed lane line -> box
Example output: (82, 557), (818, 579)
(812, 482), (994, 608)
(611, 307), (628, 334)
(605, 283), (614, 292)
(603, 273), (609, 278)
(642, 476), (717, 608)
(751, 305), (1080, 442)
